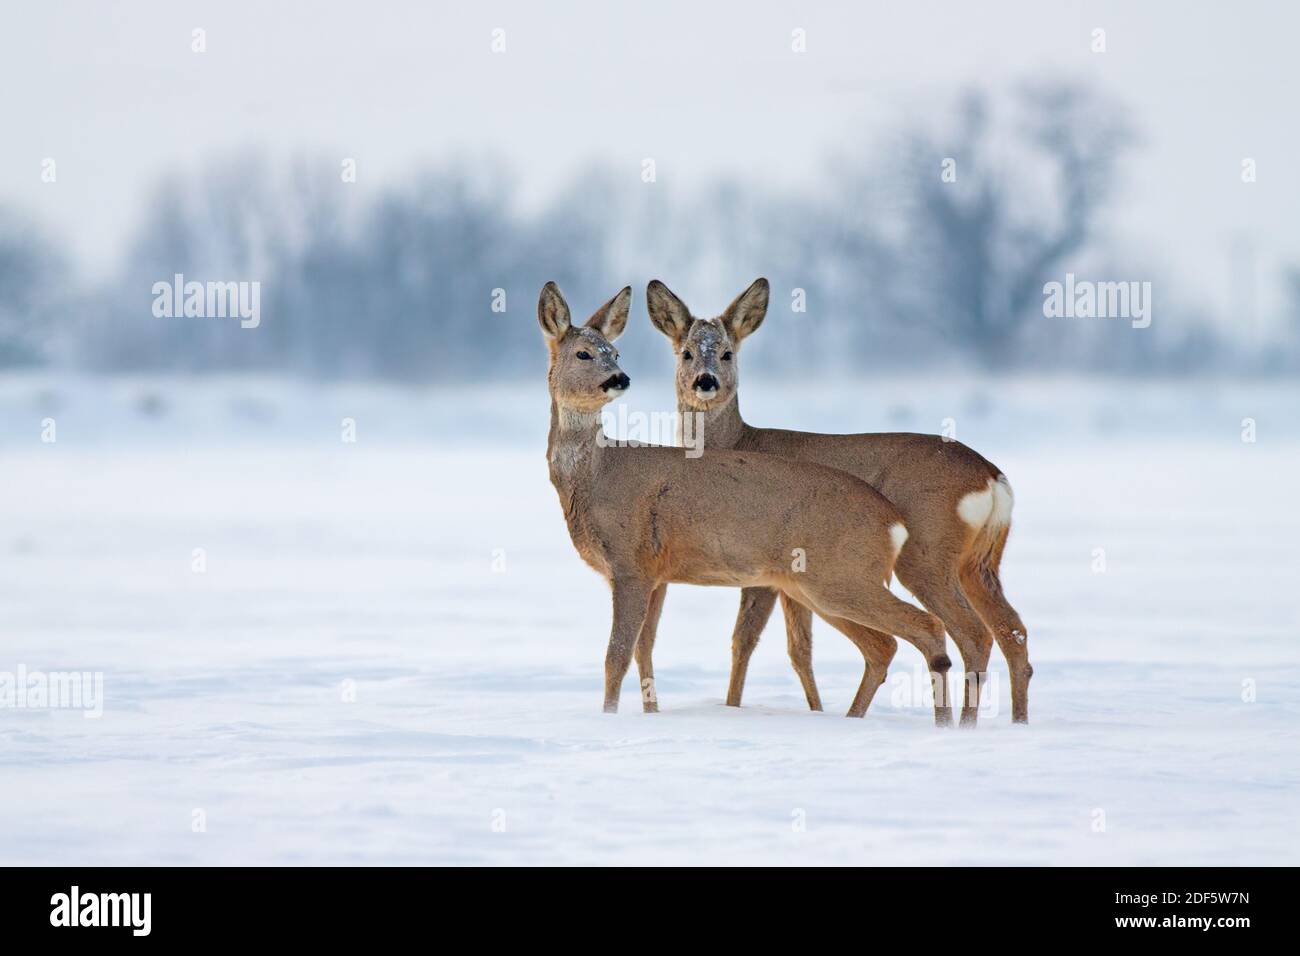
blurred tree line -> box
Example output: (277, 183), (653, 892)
(4, 80), (1299, 380)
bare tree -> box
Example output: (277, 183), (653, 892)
(906, 83), (1134, 368)
(0, 209), (67, 367)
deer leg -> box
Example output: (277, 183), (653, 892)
(633, 584), (667, 713)
(957, 632), (994, 727)
(990, 622), (1031, 725)
(815, 613), (895, 717)
(900, 571), (995, 727)
(603, 578), (654, 714)
(780, 593), (823, 711)
(725, 587), (778, 707)
(796, 584), (953, 727)
(960, 566), (1031, 724)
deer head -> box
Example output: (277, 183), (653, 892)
(647, 278), (768, 411)
(538, 282), (632, 412)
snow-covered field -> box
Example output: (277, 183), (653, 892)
(2, 374), (1298, 865)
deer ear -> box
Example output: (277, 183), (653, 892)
(585, 286), (632, 341)
(721, 278), (769, 344)
(538, 282), (572, 340)
(647, 280), (691, 344)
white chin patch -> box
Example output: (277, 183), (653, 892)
(694, 388), (718, 401)
(604, 386), (626, 397)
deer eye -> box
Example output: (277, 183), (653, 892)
(576, 350), (592, 360)
(681, 349), (693, 361)
(721, 351), (733, 361)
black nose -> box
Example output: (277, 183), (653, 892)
(601, 372), (630, 391)
(694, 373), (719, 392)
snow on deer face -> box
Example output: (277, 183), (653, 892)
(538, 282), (632, 412)
(648, 278), (768, 411)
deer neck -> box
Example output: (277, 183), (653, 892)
(680, 393), (748, 451)
(547, 400), (604, 495)
(546, 400), (611, 568)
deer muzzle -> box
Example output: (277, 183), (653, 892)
(693, 373), (719, 396)
(601, 372), (630, 394)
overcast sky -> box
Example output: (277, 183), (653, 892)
(4, 0), (1297, 321)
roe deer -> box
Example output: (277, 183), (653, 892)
(537, 281), (952, 720)
(647, 278), (1031, 725)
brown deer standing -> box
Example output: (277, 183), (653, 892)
(538, 281), (954, 721)
(646, 278), (1031, 725)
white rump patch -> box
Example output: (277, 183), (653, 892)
(990, 474), (1014, 527)
(956, 482), (995, 529)
(889, 522), (908, 556)
(957, 475), (1015, 529)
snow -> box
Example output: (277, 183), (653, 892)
(1, 373), (1297, 865)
